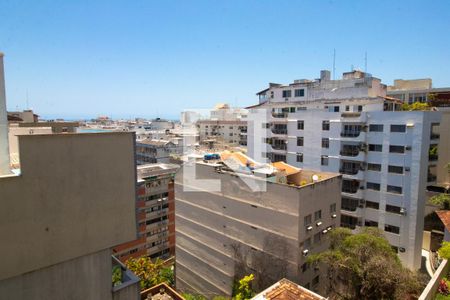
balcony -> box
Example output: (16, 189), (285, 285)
(271, 143), (287, 151)
(429, 154), (438, 162)
(430, 133), (440, 140)
(271, 112), (288, 118)
(340, 167), (360, 175)
(428, 174), (437, 182)
(112, 255), (140, 298)
(341, 131), (362, 138)
(340, 149), (360, 157)
(271, 128), (288, 135)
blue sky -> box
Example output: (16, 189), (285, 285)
(1, 0), (450, 120)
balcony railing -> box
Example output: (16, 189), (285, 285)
(272, 112), (288, 118)
(340, 149), (360, 157)
(342, 186), (359, 194)
(340, 168), (360, 175)
(272, 144), (287, 150)
(341, 131), (362, 137)
(271, 128), (287, 134)
(430, 133), (440, 139)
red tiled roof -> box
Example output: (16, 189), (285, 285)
(436, 210), (450, 232)
(252, 278), (326, 300)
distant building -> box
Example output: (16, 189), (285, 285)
(7, 109), (38, 123)
(247, 69), (442, 270)
(387, 78), (450, 105)
(175, 151), (341, 297)
(136, 139), (182, 164)
(114, 163), (179, 262)
(251, 278), (327, 300)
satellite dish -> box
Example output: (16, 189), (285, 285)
(312, 174), (319, 182)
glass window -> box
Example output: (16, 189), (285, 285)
(304, 238), (311, 248)
(367, 182), (381, 191)
(385, 224), (400, 234)
(312, 275), (319, 286)
(389, 145), (405, 153)
(388, 165), (403, 174)
(313, 232), (321, 244)
(282, 90), (292, 98)
(386, 204), (402, 214)
(387, 185), (402, 194)
(297, 137), (304, 146)
(366, 201), (379, 209)
(391, 125), (406, 132)
(296, 153), (303, 163)
(367, 163), (381, 171)
(322, 121), (330, 131)
(365, 220), (378, 227)
(304, 214), (312, 226)
(301, 262), (309, 272)
(322, 138), (329, 149)
(330, 203), (336, 213)
(369, 124), (384, 132)
(321, 155), (329, 166)
(295, 89), (305, 97)
(314, 210), (322, 221)
(297, 120), (304, 130)
(341, 197), (358, 211)
(369, 144), (382, 152)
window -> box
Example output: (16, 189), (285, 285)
(357, 105), (363, 112)
(367, 163), (381, 171)
(387, 185), (402, 194)
(304, 214), (312, 226)
(297, 120), (304, 130)
(321, 155), (329, 166)
(304, 238), (311, 248)
(296, 153), (303, 163)
(297, 137), (304, 146)
(313, 232), (321, 244)
(130, 248), (138, 254)
(389, 145), (405, 153)
(367, 182), (381, 191)
(341, 197), (358, 211)
(312, 275), (319, 286)
(322, 121), (330, 131)
(388, 165), (403, 174)
(366, 201), (379, 209)
(314, 210), (322, 221)
(334, 106), (340, 112)
(262, 123), (270, 129)
(386, 205), (402, 214)
(391, 125), (406, 132)
(282, 90), (292, 98)
(295, 89), (305, 97)
(301, 262), (309, 273)
(369, 124), (384, 132)
(365, 220), (378, 227)
(330, 203), (336, 213)
(345, 105), (350, 111)
(385, 224), (400, 234)
(322, 138), (329, 149)
(368, 144), (382, 152)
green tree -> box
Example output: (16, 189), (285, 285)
(125, 257), (170, 289)
(439, 241), (450, 260)
(308, 227), (424, 300)
(430, 193), (450, 210)
(402, 102), (430, 111)
(233, 274), (255, 300)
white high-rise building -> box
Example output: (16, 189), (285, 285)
(247, 70), (441, 270)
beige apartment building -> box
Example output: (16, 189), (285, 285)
(174, 152), (341, 298)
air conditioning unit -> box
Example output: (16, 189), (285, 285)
(358, 199), (365, 208)
(405, 146), (412, 151)
(399, 247), (406, 253)
(405, 167), (410, 172)
(306, 225), (313, 231)
(400, 208), (407, 216)
(316, 221), (322, 227)
(331, 214), (337, 219)
(327, 226), (332, 231)
(359, 186), (365, 190)
(302, 249), (309, 256)
(322, 229), (328, 234)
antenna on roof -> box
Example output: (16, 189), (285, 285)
(332, 49), (336, 80)
(26, 89), (29, 110)
(364, 51), (368, 73)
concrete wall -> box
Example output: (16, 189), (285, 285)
(175, 162), (341, 298)
(437, 108), (450, 185)
(0, 132), (138, 281)
(0, 249), (114, 300)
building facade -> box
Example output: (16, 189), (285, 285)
(197, 120), (247, 146)
(114, 163), (179, 262)
(175, 152), (341, 297)
(247, 70), (442, 270)
(136, 139), (182, 164)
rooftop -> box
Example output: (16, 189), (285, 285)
(138, 138), (174, 147)
(140, 283), (185, 300)
(137, 163), (180, 181)
(436, 210), (450, 232)
(251, 278), (327, 300)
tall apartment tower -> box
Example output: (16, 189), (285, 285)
(175, 152), (341, 297)
(247, 70), (441, 270)
(114, 163), (179, 262)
